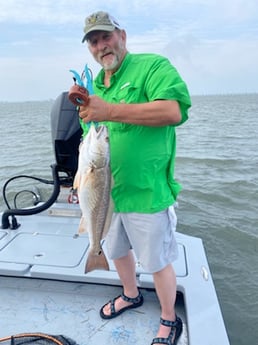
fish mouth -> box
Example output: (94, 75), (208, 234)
(95, 125), (109, 139)
(95, 126), (103, 133)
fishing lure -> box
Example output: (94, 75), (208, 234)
(68, 65), (93, 106)
(68, 65), (98, 128)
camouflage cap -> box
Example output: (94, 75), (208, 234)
(82, 11), (122, 43)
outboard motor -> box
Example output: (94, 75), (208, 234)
(1, 92), (83, 229)
(51, 92), (82, 185)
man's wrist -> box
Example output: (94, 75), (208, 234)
(107, 103), (115, 121)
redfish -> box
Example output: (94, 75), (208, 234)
(73, 124), (113, 273)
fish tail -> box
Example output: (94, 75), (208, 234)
(85, 250), (110, 273)
(78, 217), (87, 234)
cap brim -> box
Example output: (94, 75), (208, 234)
(82, 24), (116, 43)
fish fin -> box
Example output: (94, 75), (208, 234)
(85, 249), (110, 273)
(78, 216), (87, 234)
(79, 166), (95, 190)
(73, 171), (81, 190)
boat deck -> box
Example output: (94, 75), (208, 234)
(0, 276), (187, 344)
(0, 202), (230, 344)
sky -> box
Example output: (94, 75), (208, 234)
(0, 0), (258, 101)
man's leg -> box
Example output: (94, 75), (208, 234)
(101, 250), (139, 316)
(153, 263), (177, 339)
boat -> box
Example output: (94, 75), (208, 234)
(0, 92), (230, 344)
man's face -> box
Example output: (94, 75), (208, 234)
(87, 30), (127, 73)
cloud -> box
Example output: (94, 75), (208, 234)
(0, 0), (257, 100)
(0, 0), (82, 24)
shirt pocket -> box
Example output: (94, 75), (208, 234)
(108, 84), (146, 132)
(112, 84), (146, 104)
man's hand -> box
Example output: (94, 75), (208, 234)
(79, 95), (112, 123)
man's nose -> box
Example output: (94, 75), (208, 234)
(96, 39), (108, 50)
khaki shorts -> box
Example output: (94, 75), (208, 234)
(105, 206), (179, 273)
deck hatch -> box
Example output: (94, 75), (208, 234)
(0, 232), (88, 268)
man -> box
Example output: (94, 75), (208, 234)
(79, 11), (191, 345)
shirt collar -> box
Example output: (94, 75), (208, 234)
(95, 53), (131, 88)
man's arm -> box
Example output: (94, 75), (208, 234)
(79, 95), (182, 127)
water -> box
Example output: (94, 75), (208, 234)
(0, 94), (258, 345)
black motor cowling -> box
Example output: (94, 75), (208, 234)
(50, 92), (82, 183)
(1, 92), (82, 229)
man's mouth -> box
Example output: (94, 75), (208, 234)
(101, 52), (113, 59)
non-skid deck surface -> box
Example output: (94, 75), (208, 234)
(0, 276), (188, 345)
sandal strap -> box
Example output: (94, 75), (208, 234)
(160, 316), (181, 328)
(151, 337), (170, 345)
(121, 290), (142, 304)
(110, 299), (116, 315)
(108, 291), (142, 315)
